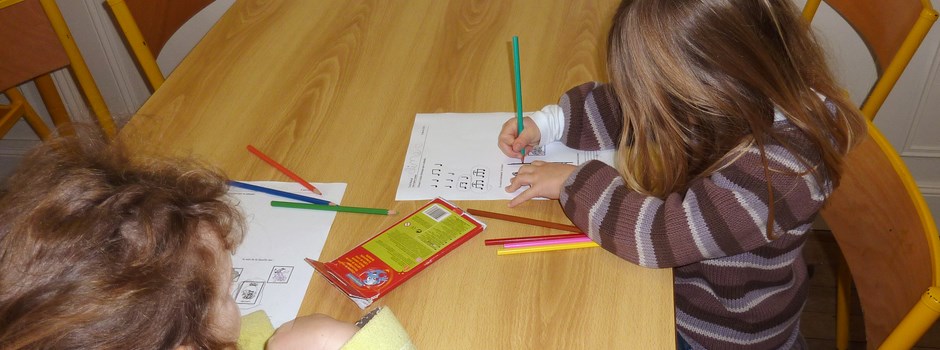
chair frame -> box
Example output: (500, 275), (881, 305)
(802, 0), (939, 121)
(802, 1), (938, 348)
(820, 120), (940, 349)
(1, 88), (52, 140)
(105, 0), (216, 92)
(1, 0), (117, 138)
(106, 0), (165, 91)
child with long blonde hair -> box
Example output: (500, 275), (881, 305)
(498, 0), (866, 348)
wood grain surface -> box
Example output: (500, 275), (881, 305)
(121, 1), (675, 348)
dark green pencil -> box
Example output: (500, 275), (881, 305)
(271, 201), (396, 215)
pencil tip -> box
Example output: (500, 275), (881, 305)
(388, 210), (398, 215)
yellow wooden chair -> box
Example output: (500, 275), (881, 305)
(802, 1), (939, 348)
(105, 0), (216, 92)
(820, 119), (940, 349)
(802, 0), (939, 121)
(0, 0), (117, 139)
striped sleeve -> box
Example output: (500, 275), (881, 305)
(558, 82), (623, 151)
(558, 143), (828, 268)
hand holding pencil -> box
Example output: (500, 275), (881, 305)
(512, 36), (525, 162)
(497, 116), (540, 160)
(497, 35), (540, 162)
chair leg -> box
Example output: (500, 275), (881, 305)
(34, 74), (72, 133)
(880, 287), (940, 349)
(0, 103), (22, 137)
(836, 257), (852, 350)
(801, 0), (821, 22)
(39, 0), (117, 137)
(3, 89), (52, 141)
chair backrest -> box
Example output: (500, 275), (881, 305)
(106, 0), (216, 91)
(802, 0), (938, 121)
(0, 0), (116, 137)
(0, 0), (69, 91)
(820, 119), (940, 348)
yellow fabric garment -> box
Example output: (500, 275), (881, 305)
(342, 308), (415, 350)
(237, 307), (414, 350)
(237, 310), (276, 350)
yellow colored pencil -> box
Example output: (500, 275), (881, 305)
(496, 241), (599, 255)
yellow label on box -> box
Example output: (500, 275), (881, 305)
(363, 203), (476, 272)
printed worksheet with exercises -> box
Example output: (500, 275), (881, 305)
(396, 113), (615, 201)
(227, 181), (346, 327)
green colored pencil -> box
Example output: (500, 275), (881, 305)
(512, 36), (525, 160)
(271, 201), (397, 215)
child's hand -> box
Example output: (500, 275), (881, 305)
(498, 117), (541, 159)
(505, 161), (576, 207)
(266, 314), (359, 350)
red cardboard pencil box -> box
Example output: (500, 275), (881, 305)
(306, 198), (486, 308)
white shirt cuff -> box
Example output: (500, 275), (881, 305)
(530, 104), (565, 145)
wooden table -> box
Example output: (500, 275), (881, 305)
(121, 1), (675, 348)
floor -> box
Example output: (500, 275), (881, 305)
(802, 230), (940, 349)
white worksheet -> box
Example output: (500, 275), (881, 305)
(396, 113), (615, 201)
(227, 181), (346, 328)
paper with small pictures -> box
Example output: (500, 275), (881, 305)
(227, 181), (346, 327)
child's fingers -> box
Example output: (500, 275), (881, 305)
(498, 117), (540, 158)
(512, 135), (532, 151)
(498, 134), (521, 157)
(498, 120), (523, 157)
(504, 165), (539, 204)
(505, 172), (527, 193)
(509, 187), (538, 207)
(520, 118), (541, 144)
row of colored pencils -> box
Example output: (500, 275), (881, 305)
(493, 234), (598, 255)
(236, 145), (395, 216)
(239, 144), (595, 252)
(468, 209), (598, 255)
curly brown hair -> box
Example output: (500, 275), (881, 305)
(0, 132), (244, 349)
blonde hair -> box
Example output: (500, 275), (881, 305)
(607, 0), (865, 198)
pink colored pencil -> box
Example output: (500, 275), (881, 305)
(484, 233), (586, 246)
(247, 144), (322, 195)
(503, 236), (593, 248)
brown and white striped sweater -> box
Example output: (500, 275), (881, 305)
(553, 82), (828, 349)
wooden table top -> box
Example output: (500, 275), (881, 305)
(121, 1), (675, 348)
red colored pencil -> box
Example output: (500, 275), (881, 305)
(466, 208), (581, 232)
(246, 145), (322, 195)
(484, 233), (586, 246)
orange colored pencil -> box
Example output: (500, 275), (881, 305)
(246, 145), (322, 195)
(466, 208), (581, 232)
